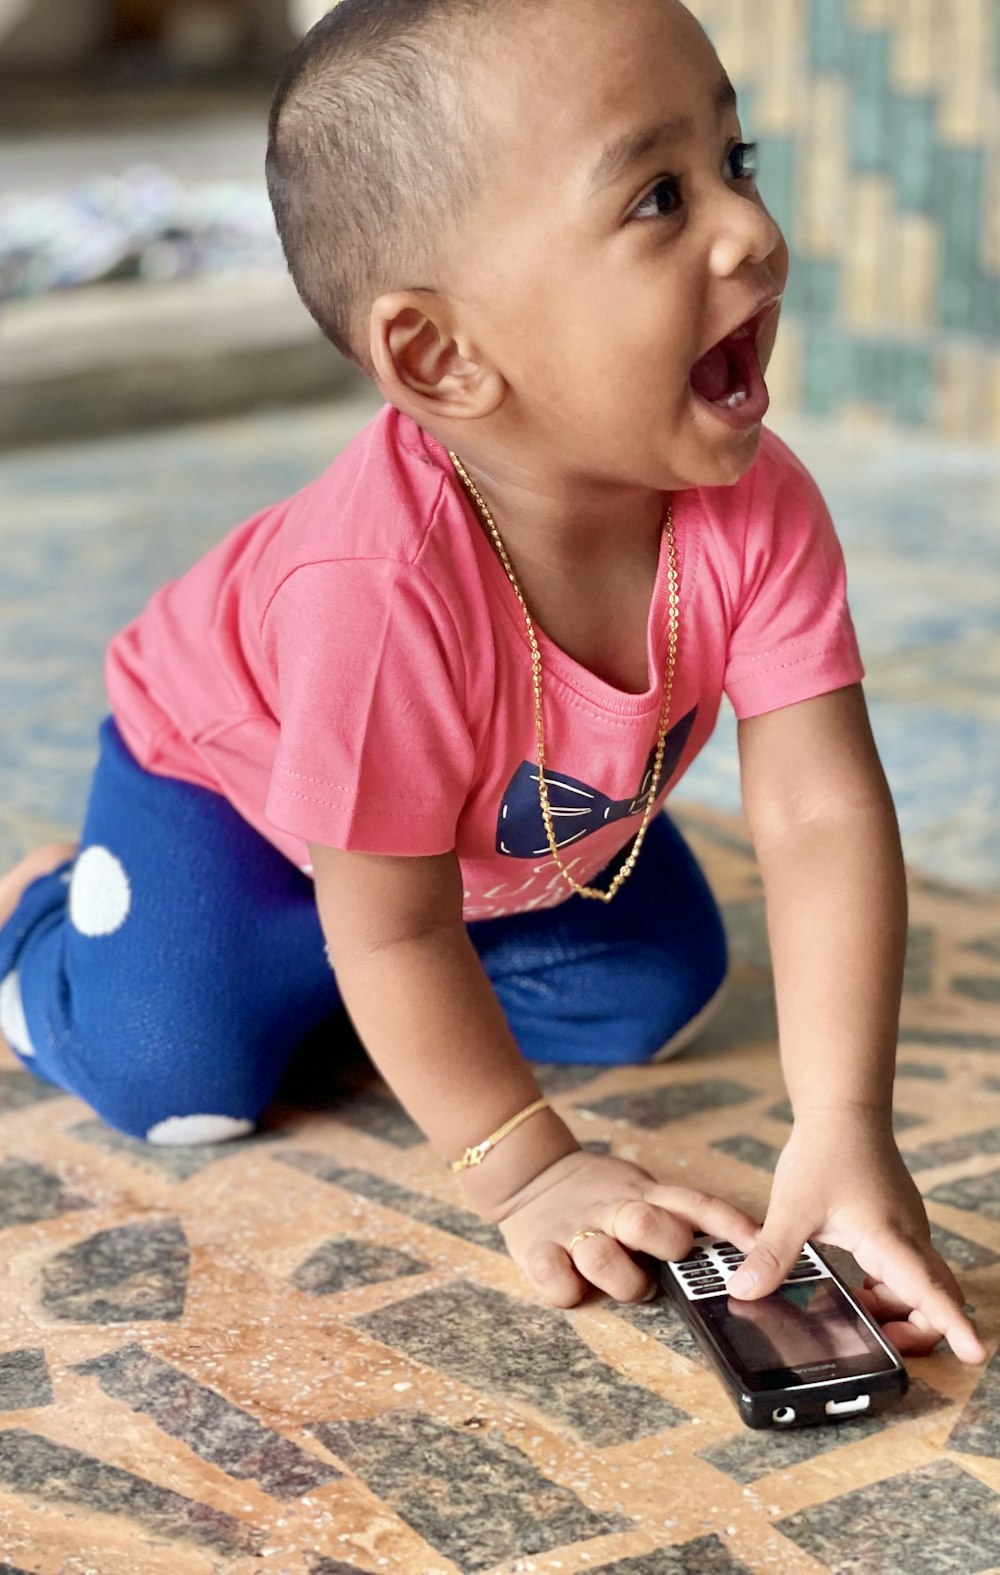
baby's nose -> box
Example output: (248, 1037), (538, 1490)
(708, 195), (785, 278)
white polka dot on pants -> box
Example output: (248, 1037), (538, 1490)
(0, 970), (35, 1058)
(146, 1114), (256, 1146)
(68, 846), (131, 936)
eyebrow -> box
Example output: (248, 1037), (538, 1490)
(586, 74), (739, 197)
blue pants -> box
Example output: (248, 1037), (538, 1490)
(0, 719), (727, 1143)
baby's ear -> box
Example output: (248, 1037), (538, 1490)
(368, 291), (505, 419)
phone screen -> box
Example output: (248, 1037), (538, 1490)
(699, 1279), (897, 1379)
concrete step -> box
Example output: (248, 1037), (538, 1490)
(0, 268), (364, 448)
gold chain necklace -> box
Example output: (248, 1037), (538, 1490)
(449, 452), (680, 904)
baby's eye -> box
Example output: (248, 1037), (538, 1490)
(631, 175), (682, 223)
(727, 141), (758, 182)
(630, 142), (759, 224)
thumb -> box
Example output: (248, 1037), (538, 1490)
(727, 1222), (804, 1300)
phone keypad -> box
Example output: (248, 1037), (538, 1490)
(787, 1255), (825, 1282)
(669, 1237), (831, 1300)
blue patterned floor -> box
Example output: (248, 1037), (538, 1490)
(1, 396), (998, 889)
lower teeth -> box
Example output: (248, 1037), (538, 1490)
(725, 390), (748, 408)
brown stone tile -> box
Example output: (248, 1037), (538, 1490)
(0, 811), (998, 1572)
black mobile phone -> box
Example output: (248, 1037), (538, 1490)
(658, 1235), (908, 1430)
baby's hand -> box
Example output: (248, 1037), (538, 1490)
(726, 1113), (988, 1365)
(494, 1149), (761, 1307)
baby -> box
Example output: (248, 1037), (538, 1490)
(0, 0), (985, 1363)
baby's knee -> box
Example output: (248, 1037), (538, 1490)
(52, 1065), (264, 1147)
(1, 927), (268, 1146)
(3, 1009), (263, 1146)
(63, 1044), (269, 1147)
(143, 1113), (257, 1146)
(0, 855), (292, 1143)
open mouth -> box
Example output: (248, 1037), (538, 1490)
(688, 302), (777, 426)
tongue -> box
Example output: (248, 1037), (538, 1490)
(689, 342), (731, 402)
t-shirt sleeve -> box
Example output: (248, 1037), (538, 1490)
(262, 559), (476, 854)
(723, 435), (865, 719)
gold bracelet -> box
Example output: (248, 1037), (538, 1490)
(448, 1097), (551, 1172)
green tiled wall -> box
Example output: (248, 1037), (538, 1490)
(689, 0), (1000, 440)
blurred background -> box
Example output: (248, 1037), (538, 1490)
(2, 0), (998, 445)
(0, 0), (998, 890)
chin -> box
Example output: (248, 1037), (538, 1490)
(712, 427), (765, 483)
(674, 419), (765, 491)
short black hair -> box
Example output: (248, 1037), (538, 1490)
(266, 0), (510, 377)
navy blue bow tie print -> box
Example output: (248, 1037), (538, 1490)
(496, 706), (698, 858)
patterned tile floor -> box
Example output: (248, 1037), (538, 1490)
(1, 816), (1000, 1574)
(1, 402), (1000, 1573)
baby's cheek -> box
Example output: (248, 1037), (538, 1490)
(757, 301), (785, 376)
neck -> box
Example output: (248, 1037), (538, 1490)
(444, 447), (666, 573)
(449, 447), (672, 697)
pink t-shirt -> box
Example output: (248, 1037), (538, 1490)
(106, 404), (863, 920)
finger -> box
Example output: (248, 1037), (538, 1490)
(871, 1248), (968, 1311)
(570, 1229), (652, 1304)
(642, 1186), (761, 1256)
(859, 1275), (963, 1330)
(856, 1280), (911, 1323)
(523, 1241), (590, 1309)
(608, 1198), (693, 1263)
(868, 1240), (987, 1365)
(854, 1287), (944, 1357)
(726, 1208), (806, 1299)
(882, 1320), (946, 1358)
(860, 1270), (986, 1360)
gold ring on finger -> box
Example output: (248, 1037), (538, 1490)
(568, 1229), (601, 1252)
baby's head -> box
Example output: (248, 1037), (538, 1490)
(267, 0), (788, 492)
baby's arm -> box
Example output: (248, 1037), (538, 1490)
(727, 683), (986, 1362)
(310, 842), (578, 1215)
(738, 682), (906, 1126)
(309, 842), (759, 1306)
